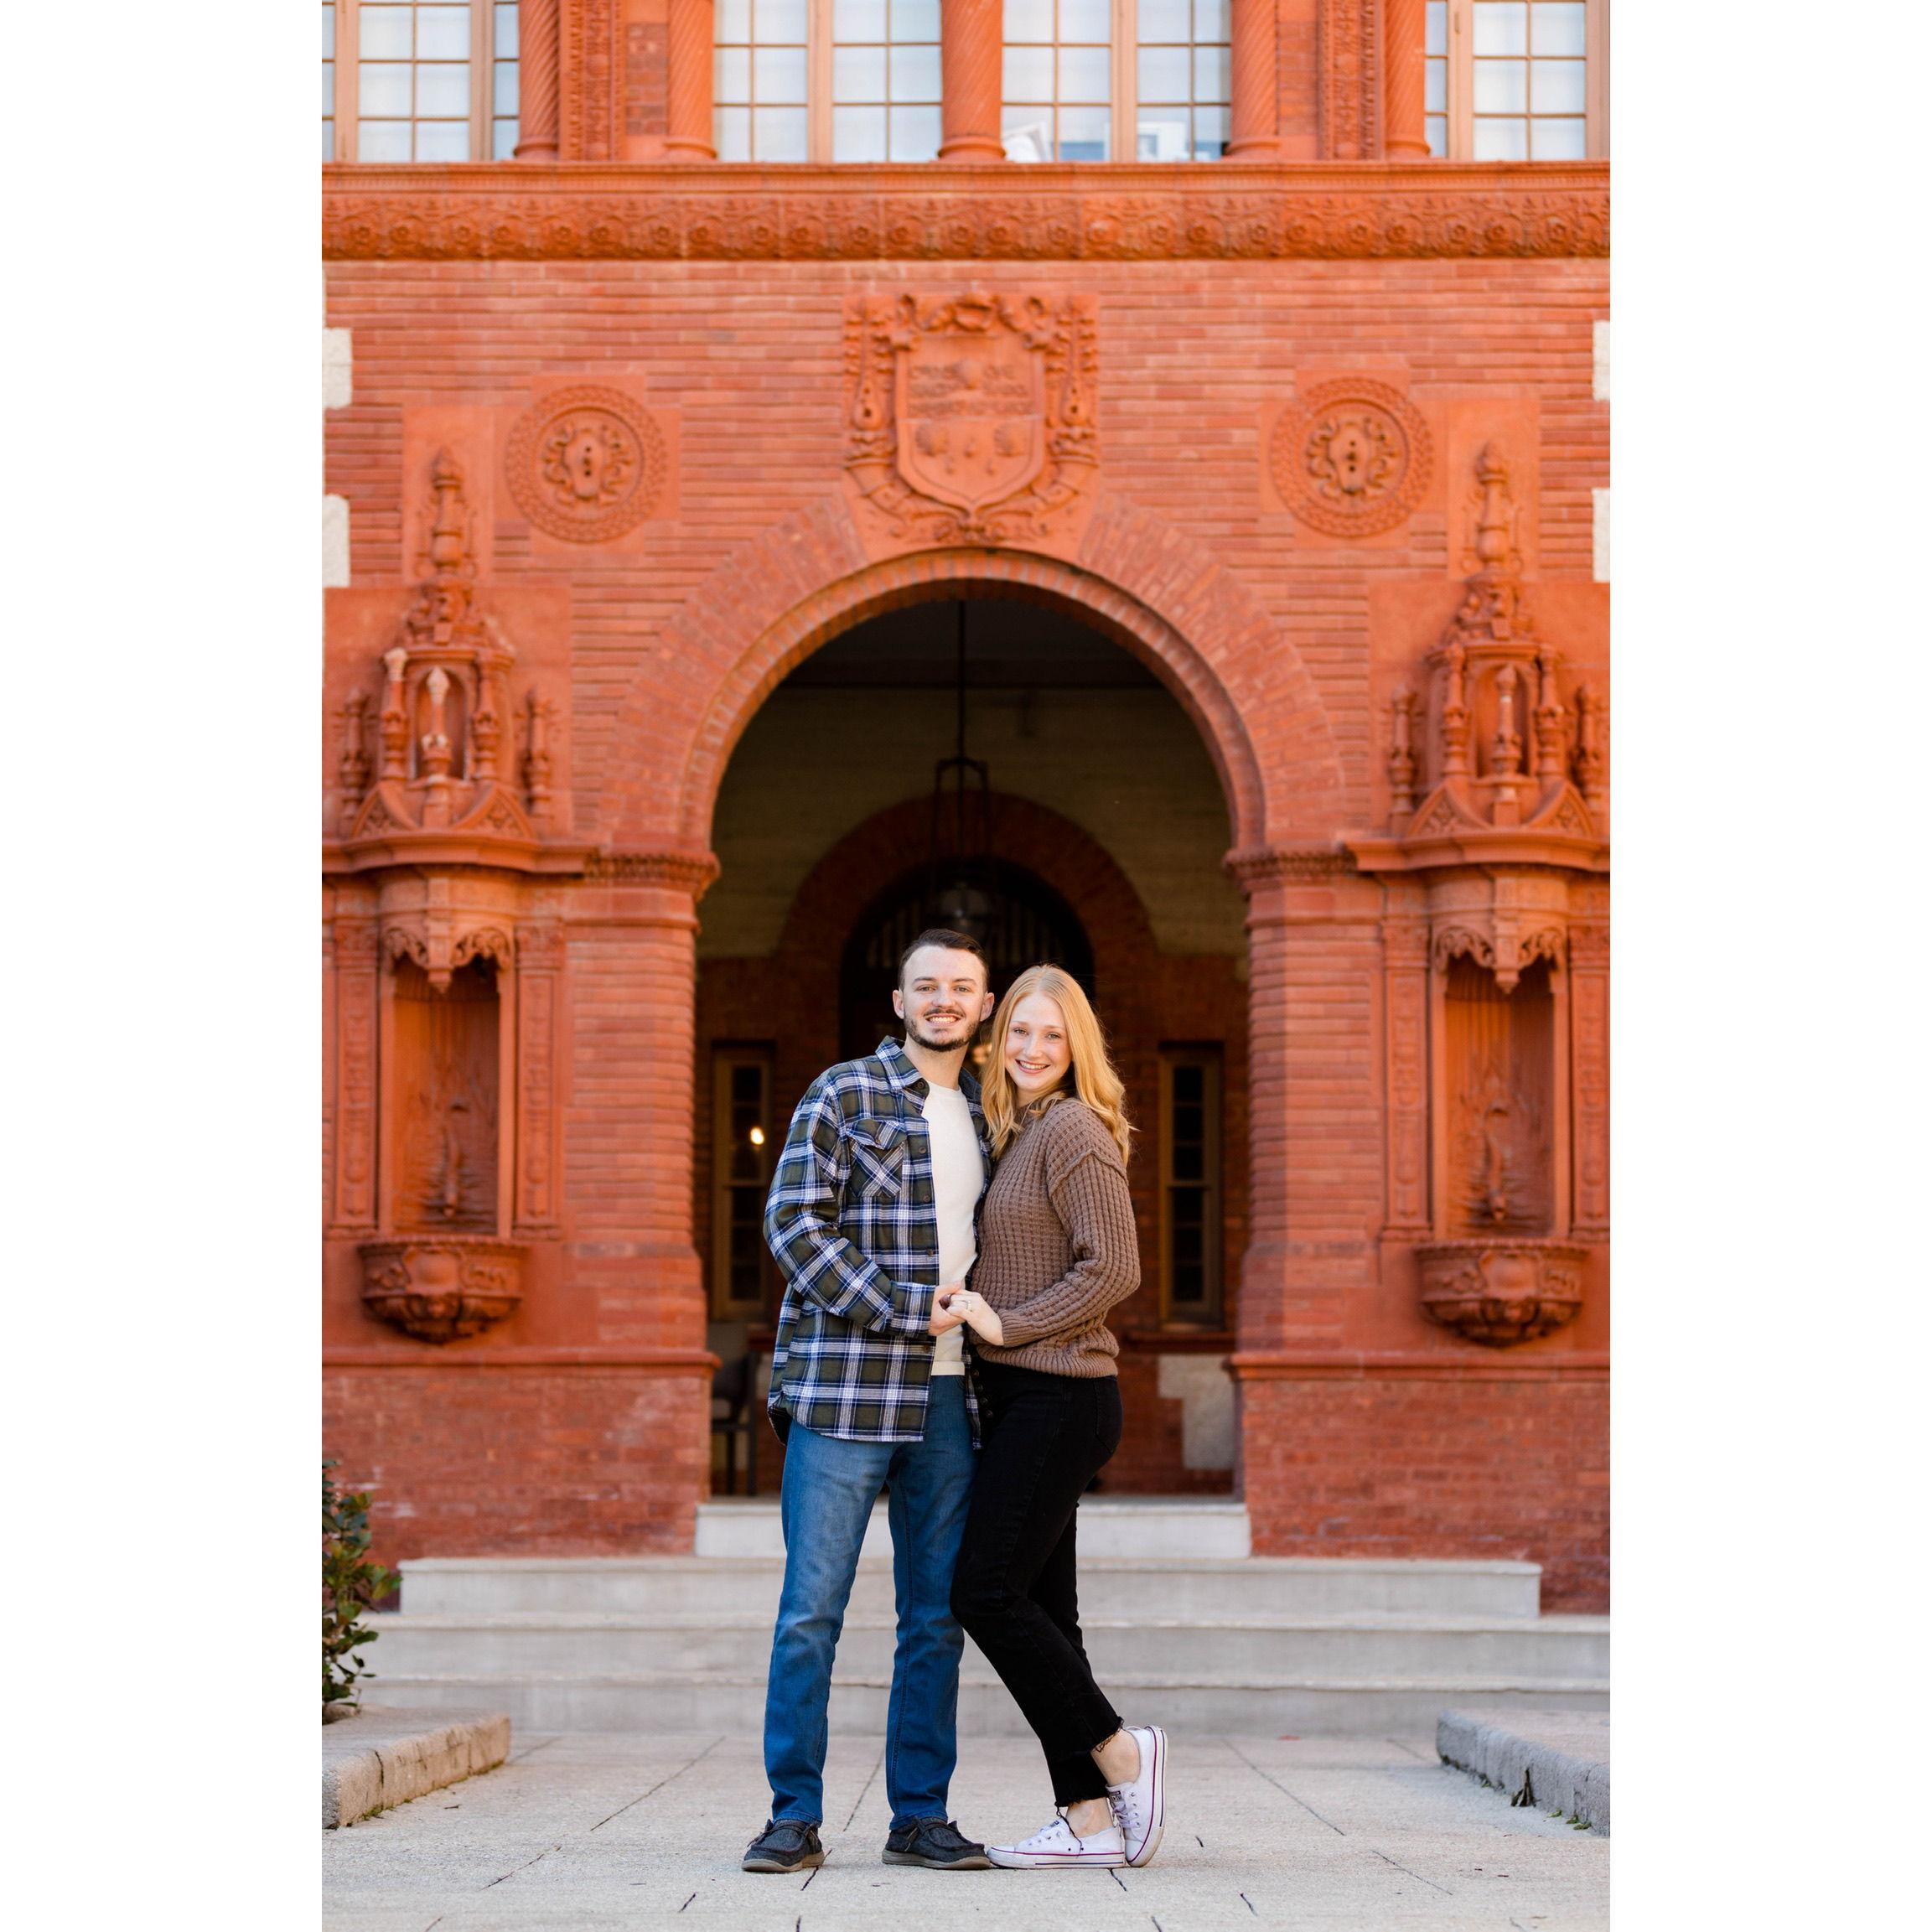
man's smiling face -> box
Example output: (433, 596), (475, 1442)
(893, 945), (993, 1054)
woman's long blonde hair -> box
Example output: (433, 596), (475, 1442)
(981, 964), (1134, 1163)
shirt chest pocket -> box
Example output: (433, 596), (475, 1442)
(847, 1116), (909, 1201)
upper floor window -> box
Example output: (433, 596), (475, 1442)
(1003, 0), (1230, 163)
(324, 1), (521, 163)
(1132, 0), (1231, 163)
(715, 0), (943, 163)
(709, 0), (1232, 166)
(1425, 0), (1607, 159)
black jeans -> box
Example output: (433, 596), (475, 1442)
(950, 1361), (1125, 1805)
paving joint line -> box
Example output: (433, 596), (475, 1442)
(1225, 1738), (1347, 1835)
(1368, 1845), (1455, 1895)
(841, 1750), (885, 1833)
(588, 1734), (727, 1832)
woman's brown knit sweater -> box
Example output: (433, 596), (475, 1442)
(969, 1093), (1141, 1378)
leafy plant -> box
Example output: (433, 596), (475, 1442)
(324, 1460), (401, 1712)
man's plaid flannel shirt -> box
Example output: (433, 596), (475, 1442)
(764, 1037), (990, 1443)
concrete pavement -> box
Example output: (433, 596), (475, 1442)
(323, 1729), (1608, 1929)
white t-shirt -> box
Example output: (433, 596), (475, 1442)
(921, 1081), (983, 1376)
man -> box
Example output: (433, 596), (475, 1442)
(742, 930), (997, 1876)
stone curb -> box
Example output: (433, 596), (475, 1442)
(322, 1706), (511, 1829)
(1437, 1706), (1609, 1835)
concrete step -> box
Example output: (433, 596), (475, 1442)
(366, 1608), (1606, 1686)
(352, 1670), (1608, 1739)
(401, 1554), (1545, 1620)
(696, 1495), (1254, 1561)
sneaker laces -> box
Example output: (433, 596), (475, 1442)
(1018, 1812), (1080, 1852)
(1110, 1784), (1146, 1844)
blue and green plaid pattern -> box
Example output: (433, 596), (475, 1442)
(764, 1039), (989, 1443)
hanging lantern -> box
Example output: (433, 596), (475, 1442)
(926, 601), (994, 940)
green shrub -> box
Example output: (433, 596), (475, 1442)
(323, 1460), (401, 1712)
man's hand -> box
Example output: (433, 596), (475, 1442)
(927, 1283), (968, 1336)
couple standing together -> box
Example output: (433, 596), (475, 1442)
(742, 929), (1169, 1875)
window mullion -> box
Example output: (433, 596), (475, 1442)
(471, 0), (493, 160)
(336, 0), (360, 160)
(810, 0), (833, 163)
(1451, 0), (1473, 159)
(1586, 0), (1608, 158)
(1115, 0), (1134, 163)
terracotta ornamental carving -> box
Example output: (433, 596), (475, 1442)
(1273, 378), (1432, 538)
(505, 385), (667, 543)
(331, 450), (584, 874)
(323, 163), (1608, 263)
(1346, 445), (1609, 1349)
(1416, 1240), (1587, 1348)
(845, 290), (1098, 545)
(1352, 444), (1608, 876)
(360, 1238), (526, 1343)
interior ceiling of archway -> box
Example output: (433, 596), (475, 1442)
(700, 601), (1245, 961)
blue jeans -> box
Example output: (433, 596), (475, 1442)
(764, 1375), (974, 1829)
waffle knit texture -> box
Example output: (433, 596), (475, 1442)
(971, 1095), (1140, 1377)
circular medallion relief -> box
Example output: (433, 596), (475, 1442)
(505, 386), (667, 542)
(1272, 379), (1432, 536)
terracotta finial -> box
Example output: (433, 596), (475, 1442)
(1472, 442), (1515, 571)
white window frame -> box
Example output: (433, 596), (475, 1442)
(1004, 0), (1234, 165)
(1427, 0), (1608, 161)
(327, 0), (517, 163)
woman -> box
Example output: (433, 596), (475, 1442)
(940, 964), (1168, 1871)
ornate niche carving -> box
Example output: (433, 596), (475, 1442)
(1272, 379), (1432, 538)
(334, 450), (579, 870)
(505, 385), (668, 543)
(355, 927), (530, 1343)
(1355, 444), (1608, 871)
(844, 288), (1098, 546)
(1351, 443), (1608, 1347)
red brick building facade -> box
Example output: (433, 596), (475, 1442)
(323, 1), (1609, 1608)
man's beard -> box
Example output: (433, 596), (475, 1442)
(904, 1012), (976, 1054)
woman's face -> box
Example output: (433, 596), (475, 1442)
(1004, 993), (1072, 1101)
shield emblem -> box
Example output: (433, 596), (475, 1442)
(894, 323), (1045, 516)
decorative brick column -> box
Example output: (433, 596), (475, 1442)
(515, 0), (562, 160)
(1227, 0), (1286, 158)
(939, 0), (1006, 161)
(569, 851), (718, 1348)
(1225, 847), (1375, 1354)
(1383, 0), (1429, 159)
(665, 0), (717, 160)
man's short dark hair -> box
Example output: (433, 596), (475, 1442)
(897, 927), (987, 987)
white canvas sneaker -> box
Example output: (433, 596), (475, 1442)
(985, 1811), (1129, 1869)
(1106, 1724), (1168, 1867)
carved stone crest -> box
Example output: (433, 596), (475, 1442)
(1273, 378), (1432, 537)
(505, 385), (667, 542)
(845, 290), (1098, 545)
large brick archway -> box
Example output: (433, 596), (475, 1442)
(595, 495), (1349, 858)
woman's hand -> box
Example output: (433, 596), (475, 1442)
(944, 1288), (1005, 1347)
(927, 1283), (970, 1335)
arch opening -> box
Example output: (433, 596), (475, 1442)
(697, 590), (1249, 1500)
